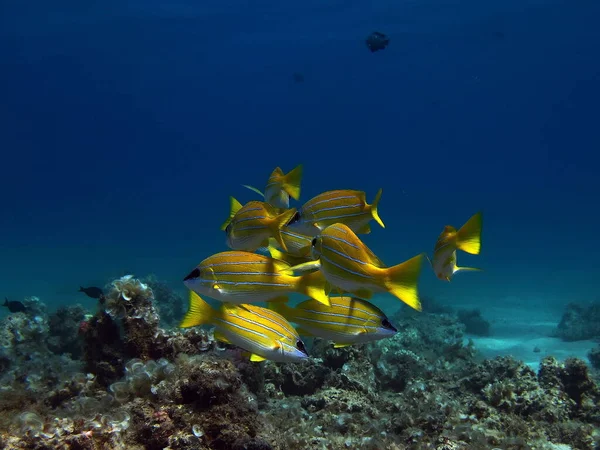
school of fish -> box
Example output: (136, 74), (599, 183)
(180, 164), (484, 363)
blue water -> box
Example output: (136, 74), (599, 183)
(1, 0), (599, 318)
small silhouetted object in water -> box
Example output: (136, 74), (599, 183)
(293, 72), (304, 83)
(365, 32), (390, 53)
(79, 286), (105, 303)
(3, 297), (27, 313)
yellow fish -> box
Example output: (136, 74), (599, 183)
(284, 224), (424, 311)
(269, 296), (397, 348)
(243, 164), (303, 209)
(220, 197), (297, 252)
(180, 291), (309, 362)
(431, 250), (482, 282)
(287, 189), (384, 237)
(183, 251), (330, 306)
(431, 212), (483, 281)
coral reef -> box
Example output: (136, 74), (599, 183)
(81, 275), (215, 386)
(556, 302), (600, 341)
(2, 284), (599, 449)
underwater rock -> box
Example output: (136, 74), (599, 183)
(457, 308), (491, 336)
(556, 302), (600, 341)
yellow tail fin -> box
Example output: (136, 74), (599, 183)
(384, 253), (424, 311)
(220, 197), (243, 231)
(297, 270), (330, 306)
(456, 212), (483, 255)
(270, 208), (298, 252)
(180, 291), (215, 328)
(370, 188), (385, 229)
(282, 164), (303, 200)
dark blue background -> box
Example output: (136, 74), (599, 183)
(1, 0), (598, 313)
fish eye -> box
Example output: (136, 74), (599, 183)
(296, 340), (308, 354)
(183, 267), (201, 281)
(311, 238), (317, 247)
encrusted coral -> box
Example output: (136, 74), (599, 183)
(3, 286), (600, 449)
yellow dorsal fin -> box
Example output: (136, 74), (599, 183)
(456, 212), (483, 255)
(179, 291), (214, 328)
(250, 353), (267, 362)
(282, 164), (303, 200)
(370, 188), (385, 228)
(220, 196), (243, 231)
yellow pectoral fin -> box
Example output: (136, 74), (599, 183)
(250, 353), (267, 362)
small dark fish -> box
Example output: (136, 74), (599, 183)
(365, 32), (390, 53)
(293, 72), (305, 83)
(3, 297), (27, 313)
(79, 286), (104, 299)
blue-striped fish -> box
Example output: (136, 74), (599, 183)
(220, 197), (297, 252)
(287, 189), (384, 237)
(180, 291), (308, 362)
(283, 223), (424, 311)
(183, 251), (330, 306)
(431, 212), (483, 281)
(243, 165), (303, 209)
(269, 296), (397, 348)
